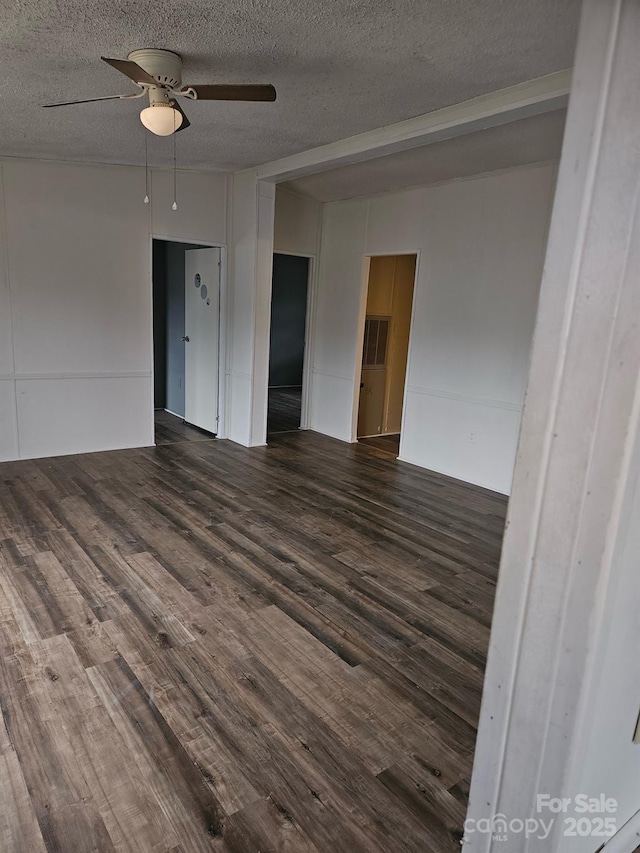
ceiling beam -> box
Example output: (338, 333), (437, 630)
(254, 69), (571, 183)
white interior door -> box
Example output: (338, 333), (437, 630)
(184, 247), (220, 434)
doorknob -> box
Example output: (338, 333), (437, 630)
(182, 336), (190, 342)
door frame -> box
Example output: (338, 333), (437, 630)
(269, 250), (316, 432)
(150, 235), (228, 440)
(351, 250), (421, 456)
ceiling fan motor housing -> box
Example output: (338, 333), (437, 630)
(127, 49), (183, 90)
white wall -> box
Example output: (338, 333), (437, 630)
(226, 172), (277, 447)
(311, 164), (556, 493)
(311, 197), (370, 443)
(273, 187), (322, 257)
(571, 435), (640, 843)
(0, 158), (227, 462)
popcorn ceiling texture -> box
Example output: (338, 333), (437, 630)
(0, 0), (580, 171)
(284, 109), (567, 201)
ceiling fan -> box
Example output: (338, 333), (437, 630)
(42, 48), (276, 136)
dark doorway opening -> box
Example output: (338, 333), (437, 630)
(152, 239), (213, 445)
(268, 253), (310, 435)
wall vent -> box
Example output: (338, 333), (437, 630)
(363, 316), (390, 367)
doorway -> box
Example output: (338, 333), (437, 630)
(267, 253), (311, 435)
(152, 239), (221, 444)
(357, 254), (417, 454)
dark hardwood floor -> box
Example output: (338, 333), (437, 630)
(155, 409), (217, 445)
(267, 387), (303, 434)
(358, 433), (401, 455)
(0, 428), (507, 852)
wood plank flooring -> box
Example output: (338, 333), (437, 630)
(0, 426), (507, 852)
(155, 409), (217, 445)
(358, 434), (401, 456)
(267, 387), (303, 434)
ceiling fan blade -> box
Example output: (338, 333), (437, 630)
(184, 84), (276, 102)
(101, 57), (158, 87)
(172, 100), (191, 132)
(42, 94), (129, 107)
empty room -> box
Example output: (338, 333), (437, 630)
(1, 2), (640, 852)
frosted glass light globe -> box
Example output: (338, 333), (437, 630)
(140, 104), (183, 136)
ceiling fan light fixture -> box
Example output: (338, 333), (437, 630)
(139, 102), (183, 136)
(41, 49), (276, 136)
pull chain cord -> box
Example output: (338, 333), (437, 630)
(172, 110), (178, 211)
(143, 132), (150, 204)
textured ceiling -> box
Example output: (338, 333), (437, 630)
(282, 109), (567, 201)
(0, 0), (580, 171)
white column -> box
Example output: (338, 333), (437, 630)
(227, 171), (275, 446)
(466, 1), (640, 851)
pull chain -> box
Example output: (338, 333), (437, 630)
(144, 133), (150, 205)
(172, 110), (178, 211)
